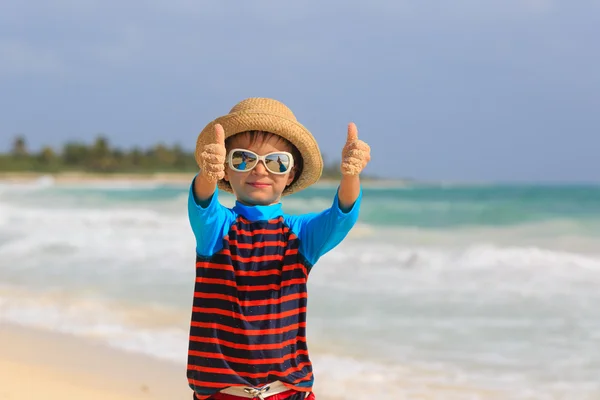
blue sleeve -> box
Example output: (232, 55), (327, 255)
(285, 188), (362, 266)
(187, 176), (236, 257)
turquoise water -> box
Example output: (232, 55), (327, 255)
(22, 182), (600, 227)
(1, 179), (599, 399)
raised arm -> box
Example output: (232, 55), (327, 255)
(189, 123), (234, 257)
(338, 122), (370, 211)
(286, 122), (371, 266)
(194, 123), (226, 203)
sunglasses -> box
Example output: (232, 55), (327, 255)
(227, 148), (294, 175)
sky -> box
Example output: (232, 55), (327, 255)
(1, 0), (599, 183)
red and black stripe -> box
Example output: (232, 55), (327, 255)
(187, 217), (314, 398)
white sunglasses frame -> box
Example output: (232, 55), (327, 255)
(226, 148), (294, 175)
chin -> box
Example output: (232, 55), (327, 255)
(248, 195), (277, 205)
(240, 190), (280, 205)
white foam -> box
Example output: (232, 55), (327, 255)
(2, 182), (600, 399)
(0, 287), (190, 364)
(0, 175), (55, 191)
(6, 284), (594, 400)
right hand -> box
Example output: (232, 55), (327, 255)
(199, 124), (226, 183)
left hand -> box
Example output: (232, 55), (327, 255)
(341, 122), (371, 176)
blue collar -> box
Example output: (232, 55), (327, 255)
(232, 201), (283, 221)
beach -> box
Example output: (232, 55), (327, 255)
(0, 172), (197, 185)
(0, 325), (507, 400)
(1, 178), (600, 399)
(0, 172), (406, 188)
(0, 323), (189, 400)
(0, 323), (500, 400)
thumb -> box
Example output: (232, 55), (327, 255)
(346, 122), (358, 144)
(214, 124), (225, 146)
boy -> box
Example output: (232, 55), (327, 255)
(187, 98), (371, 399)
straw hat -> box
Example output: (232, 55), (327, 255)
(195, 98), (323, 196)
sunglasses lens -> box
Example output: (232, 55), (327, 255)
(265, 153), (292, 173)
(231, 150), (257, 171)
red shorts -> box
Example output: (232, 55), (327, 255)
(208, 390), (315, 400)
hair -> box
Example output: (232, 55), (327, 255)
(225, 130), (304, 187)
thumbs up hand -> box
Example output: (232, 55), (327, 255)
(199, 124), (227, 183)
(341, 123), (371, 176)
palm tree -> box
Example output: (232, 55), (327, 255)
(37, 146), (57, 169)
(62, 142), (89, 166)
(11, 135), (28, 157)
(92, 135), (110, 158)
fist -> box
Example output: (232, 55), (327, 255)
(200, 124), (226, 183)
(341, 122), (371, 176)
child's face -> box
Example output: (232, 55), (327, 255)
(223, 133), (296, 206)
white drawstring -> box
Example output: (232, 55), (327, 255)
(243, 384), (271, 399)
(221, 381), (310, 399)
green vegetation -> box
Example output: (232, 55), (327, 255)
(0, 134), (347, 179)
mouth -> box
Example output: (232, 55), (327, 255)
(247, 182), (271, 189)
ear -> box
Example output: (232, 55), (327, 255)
(286, 167), (297, 186)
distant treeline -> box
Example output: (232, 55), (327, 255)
(0, 134), (346, 178)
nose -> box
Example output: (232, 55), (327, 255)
(252, 160), (269, 175)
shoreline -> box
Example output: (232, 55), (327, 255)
(0, 171), (407, 187)
(0, 323), (190, 400)
(0, 323), (348, 400)
(0, 322), (503, 400)
(0, 171), (196, 184)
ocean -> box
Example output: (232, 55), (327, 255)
(1, 178), (599, 399)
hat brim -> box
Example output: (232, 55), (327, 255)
(195, 111), (323, 196)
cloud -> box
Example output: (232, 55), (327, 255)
(2, 0), (597, 89)
(1, 0), (599, 182)
(0, 0), (584, 80)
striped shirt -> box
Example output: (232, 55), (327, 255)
(187, 181), (361, 399)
